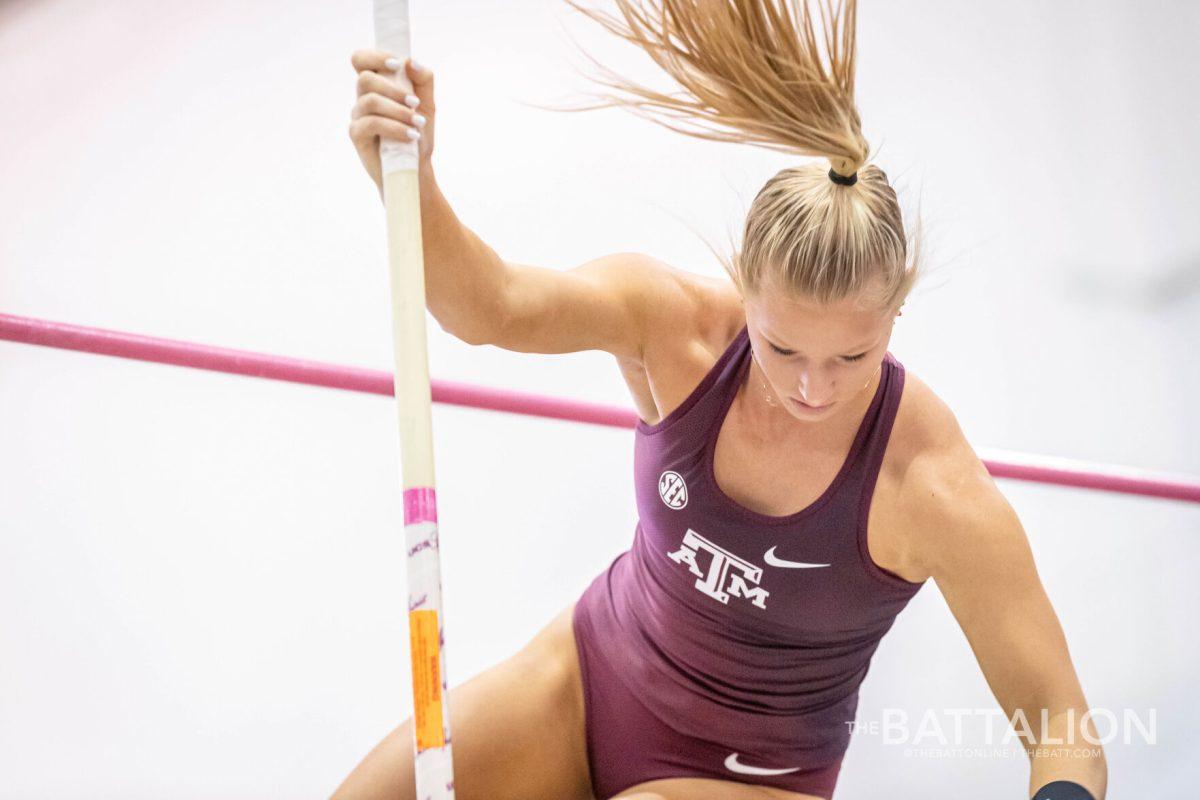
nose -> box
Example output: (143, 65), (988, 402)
(796, 370), (834, 407)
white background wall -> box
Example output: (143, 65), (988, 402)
(1, 0), (1197, 797)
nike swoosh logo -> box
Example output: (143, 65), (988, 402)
(764, 546), (830, 569)
(724, 752), (800, 776)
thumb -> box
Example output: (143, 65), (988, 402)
(405, 58), (436, 114)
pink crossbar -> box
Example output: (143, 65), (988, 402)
(2, 312), (1197, 505)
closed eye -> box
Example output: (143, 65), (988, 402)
(768, 342), (869, 363)
(767, 342), (795, 356)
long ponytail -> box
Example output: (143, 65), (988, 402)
(565, 0), (921, 308)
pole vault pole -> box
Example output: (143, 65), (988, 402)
(371, 2), (455, 797)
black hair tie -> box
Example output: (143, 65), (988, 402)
(828, 168), (858, 186)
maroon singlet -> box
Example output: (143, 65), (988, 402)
(571, 323), (925, 799)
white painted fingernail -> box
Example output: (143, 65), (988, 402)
(412, 113), (426, 127)
(406, 128), (420, 140)
(404, 94), (420, 109)
(410, 58), (426, 73)
(384, 57), (402, 71)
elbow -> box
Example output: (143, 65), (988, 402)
(439, 305), (507, 348)
(450, 322), (492, 347)
(461, 282), (513, 348)
(432, 266), (512, 348)
(436, 315), (486, 347)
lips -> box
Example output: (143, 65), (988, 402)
(791, 397), (830, 410)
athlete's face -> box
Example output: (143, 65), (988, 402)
(742, 279), (900, 423)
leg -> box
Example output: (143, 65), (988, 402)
(331, 602), (592, 800)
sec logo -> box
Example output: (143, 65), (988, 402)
(658, 470), (688, 509)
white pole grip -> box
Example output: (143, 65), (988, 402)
(373, 0), (419, 175)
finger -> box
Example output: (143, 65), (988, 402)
(349, 117), (420, 145)
(350, 49), (400, 73)
(355, 70), (421, 110)
(404, 58), (436, 113)
(351, 93), (426, 128)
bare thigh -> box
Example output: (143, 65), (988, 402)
(331, 601), (592, 800)
(613, 778), (824, 800)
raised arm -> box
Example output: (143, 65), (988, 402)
(348, 50), (697, 361)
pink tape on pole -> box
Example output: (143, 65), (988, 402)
(404, 487), (438, 526)
(2, 312), (1198, 505)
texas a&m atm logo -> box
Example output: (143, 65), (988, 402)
(666, 528), (769, 610)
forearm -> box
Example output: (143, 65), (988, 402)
(1026, 707), (1107, 799)
(383, 163), (510, 346)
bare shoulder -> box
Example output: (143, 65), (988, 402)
(620, 261), (745, 425)
(675, 269), (746, 357)
(627, 255), (742, 351)
(875, 369), (1013, 581)
(588, 252), (737, 353)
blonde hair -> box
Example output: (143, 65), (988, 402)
(563, 0), (921, 310)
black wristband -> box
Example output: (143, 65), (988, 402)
(1032, 780), (1095, 800)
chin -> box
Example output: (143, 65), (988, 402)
(786, 396), (837, 417)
